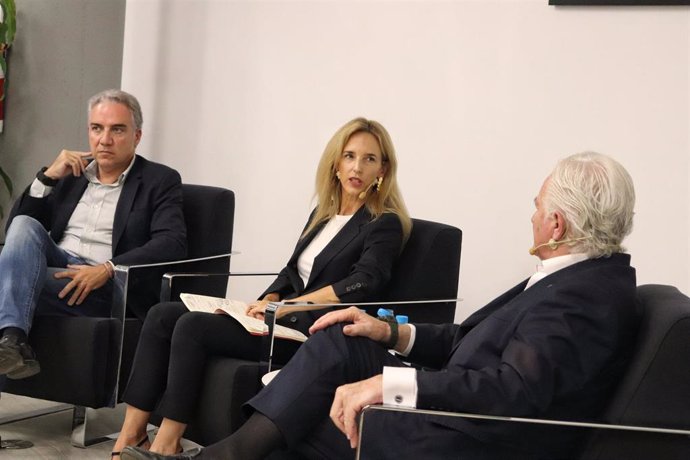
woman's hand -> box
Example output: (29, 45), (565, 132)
(245, 300), (270, 320)
(245, 293), (281, 319)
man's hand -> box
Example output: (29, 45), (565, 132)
(330, 374), (383, 449)
(44, 150), (92, 180)
(309, 306), (390, 342)
(54, 264), (110, 306)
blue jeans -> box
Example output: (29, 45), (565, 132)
(0, 215), (112, 334)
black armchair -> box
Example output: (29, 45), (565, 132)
(356, 284), (690, 460)
(0, 184), (235, 447)
(164, 218), (462, 445)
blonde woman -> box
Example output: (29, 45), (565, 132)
(112, 118), (411, 457)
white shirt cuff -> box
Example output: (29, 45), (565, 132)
(382, 366), (417, 408)
(29, 178), (52, 198)
(398, 324), (416, 357)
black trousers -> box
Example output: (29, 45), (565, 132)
(122, 302), (301, 423)
(246, 325), (538, 460)
(246, 324), (405, 458)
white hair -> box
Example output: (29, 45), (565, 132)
(544, 151), (635, 257)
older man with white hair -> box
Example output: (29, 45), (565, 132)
(125, 152), (639, 460)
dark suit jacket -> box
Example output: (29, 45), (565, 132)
(8, 155), (187, 266)
(7, 155), (188, 318)
(407, 253), (639, 457)
(261, 206), (403, 333)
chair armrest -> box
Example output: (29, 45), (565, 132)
(112, 252), (236, 319)
(160, 270), (280, 302)
(122, 252), (236, 270)
(107, 252), (234, 405)
(356, 405), (690, 460)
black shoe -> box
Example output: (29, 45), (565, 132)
(121, 447), (203, 460)
(0, 335), (40, 379)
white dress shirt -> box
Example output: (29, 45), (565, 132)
(524, 253), (589, 291)
(29, 157), (135, 265)
(382, 252), (590, 409)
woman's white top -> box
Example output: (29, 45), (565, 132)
(297, 214), (353, 287)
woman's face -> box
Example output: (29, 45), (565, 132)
(336, 131), (386, 200)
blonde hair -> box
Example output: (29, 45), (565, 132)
(303, 117), (411, 242)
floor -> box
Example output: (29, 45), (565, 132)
(0, 393), (199, 459)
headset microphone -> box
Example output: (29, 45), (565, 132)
(358, 180), (376, 200)
(528, 237), (590, 256)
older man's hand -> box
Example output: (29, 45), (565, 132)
(309, 306), (390, 342)
(330, 374), (383, 449)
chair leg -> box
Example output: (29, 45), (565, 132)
(70, 405), (117, 448)
(0, 401), (79, 449)
(0, 434), (34, 450)
(0, 402), (73, 426)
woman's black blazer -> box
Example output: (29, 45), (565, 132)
(260, 206), (404, 333)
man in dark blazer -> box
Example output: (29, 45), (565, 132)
(123, 152), (639, 460)
(0, 89), (186, 381)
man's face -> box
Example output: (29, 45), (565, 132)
(88, 101), (141, 175)
(531, 177), (556, 259)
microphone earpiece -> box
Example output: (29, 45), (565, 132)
(529, 237), (590, 256)
(529, 238), (559, 255)
(358, 180), (376, 200)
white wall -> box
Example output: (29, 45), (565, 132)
(122, 0), (690, 322)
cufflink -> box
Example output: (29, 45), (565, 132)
(395, 395), (403, 404)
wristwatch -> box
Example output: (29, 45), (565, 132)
(383, 320), (399, 349)
(36, 167), (59, 186)
(377, 308), (399, 349)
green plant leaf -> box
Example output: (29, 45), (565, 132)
(0, 0), (15, 104)
(0, 165), (11, 219)
(1, 0), (16, 45)
(0, 3), (6, 45)
(0, 53), (6, 102)
(0, 166), (12, 196)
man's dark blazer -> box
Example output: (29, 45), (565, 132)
(260, 206), (403, 334)
(247, 255), (638, 459)
(405, 253), (639, 457)
(8, 155), (187, 265)
(6, 155), (187, 317)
